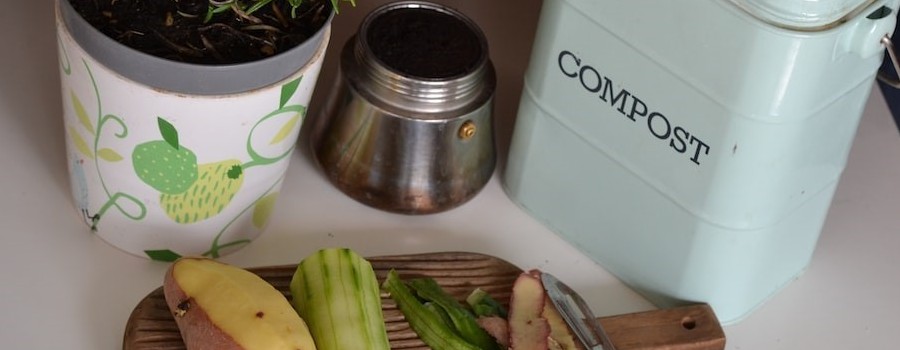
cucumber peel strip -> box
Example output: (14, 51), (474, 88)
(383, 269), (485, 350)
(467, 287), (508, 318)
(407, 278), (501, 350)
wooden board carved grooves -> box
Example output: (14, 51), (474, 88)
(122, 252), (522, 350)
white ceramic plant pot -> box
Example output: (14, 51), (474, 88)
(55, 0), (331, 261)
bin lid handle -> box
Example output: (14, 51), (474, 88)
(878, 35), (900, 88)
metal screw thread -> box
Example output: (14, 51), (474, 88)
(350, 1), (492, 114)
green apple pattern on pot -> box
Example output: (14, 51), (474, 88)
(61, 41), (308, 261)
(136, 78), (308, 261)
(132, 129), (199, 196)
(132, 118), (246, 224)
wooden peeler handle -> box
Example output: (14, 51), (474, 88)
(597, 304), (726, 350)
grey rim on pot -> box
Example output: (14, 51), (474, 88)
(57, 0), (333, 95)
(312, 0), (497, 214)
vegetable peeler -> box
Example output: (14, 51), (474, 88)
(541, 272), (726, 350)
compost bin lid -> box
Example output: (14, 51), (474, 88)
(729, 0), (881, 29)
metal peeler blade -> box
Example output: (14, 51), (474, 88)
(541, 272), (617, 350)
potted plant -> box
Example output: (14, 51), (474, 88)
(56, 0), (353, 261)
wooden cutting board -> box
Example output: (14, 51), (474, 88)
(123, 252), (725, 350)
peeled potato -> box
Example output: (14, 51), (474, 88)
(163, 257), (316, 350)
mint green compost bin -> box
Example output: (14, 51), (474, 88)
(504, 0), (899, 324)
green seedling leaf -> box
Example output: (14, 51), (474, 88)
(70, 91), (95, 135)
(97, 148), (124, 162)
(252, 192), (279, 229)
(270, 113), (301, 145)
(68, 126), (94, 159)
(145, 249), (182, 262)
(203, 3), (233, 23)
(204, 6), (215, 22)
(289, 0), (303, 16)
(157, 117), (179, 150)
(279, 76), (302, 108)
(246, 0), (275, 15)
(329, 0), (357, 14)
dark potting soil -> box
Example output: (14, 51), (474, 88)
(68, 0), (331, 65)
(366, 7), (483, 80)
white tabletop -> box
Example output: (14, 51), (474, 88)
(2, 1), (899, 349)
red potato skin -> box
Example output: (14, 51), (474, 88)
(477, 316), (511, 348)
(508, 272), (551, 350)
(530, 270), (579, 350)
(163, 261), (243, 350)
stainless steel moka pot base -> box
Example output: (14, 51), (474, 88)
(311, 1), (496, 214)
